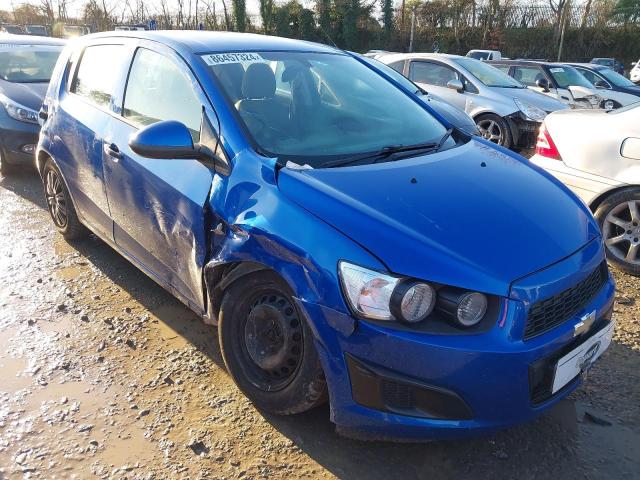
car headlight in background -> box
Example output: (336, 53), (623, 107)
(0, 94), (39, 124)
(338, 261), (489, 328)
(514, 98), (547, 122)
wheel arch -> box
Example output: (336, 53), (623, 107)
(589, 184), (640, 213)
(36, 148), (52, 178)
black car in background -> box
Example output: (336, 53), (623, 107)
(568, 63), (640, 104)
(488, 59), (602, 109)
(590, 57), (624, 75)
(0, 36), (65, 174)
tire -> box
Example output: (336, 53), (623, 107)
(594, 188), (640, 276)
(42, 158), (87, 240)
(218, 271), (327, 414)
(0, 148), (17, 176)
(475, 113), (512, 149)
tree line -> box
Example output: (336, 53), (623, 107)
(2, 0), (640, 64)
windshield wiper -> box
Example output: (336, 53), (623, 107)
(322, 129), (455, 168)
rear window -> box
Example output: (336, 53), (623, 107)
(0, 46), (62, 83)
(71, 44), (126, 109)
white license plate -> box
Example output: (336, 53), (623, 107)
(551, 321), (615, 394)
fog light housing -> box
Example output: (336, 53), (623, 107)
(390, 281), (436, 324)
(437, 289), (488, 327)
(21, 144), (35, 154)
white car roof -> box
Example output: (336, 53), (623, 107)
(380, 52), (463, 64)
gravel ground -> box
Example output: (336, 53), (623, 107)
(0, 170), (639, 480)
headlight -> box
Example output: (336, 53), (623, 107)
(0, 94), (39, 124)
(339, 262), (400, 320)
(437, 289), (488, 328)
(390, 281), (436, 324)
(339, 262), (436, 322)
(514, 98), (547, 122)
(338, 262), (490, 328)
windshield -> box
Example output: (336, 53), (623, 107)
(204, 51), (447, 167)
(453, 57), (522, 88)
(0, 46), (62, 83)
(548, 65), (594, 89)
(467, 51), (490, 60)
(599, 67), (636, 87)
(360, 56), (423, 94)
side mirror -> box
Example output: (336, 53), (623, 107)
(621, 137), (640, 160)
(535, 78), (550, 92)
(446, 79), (464, 92)
(129, 120), (197, 159)
(594, 79), (609, 89)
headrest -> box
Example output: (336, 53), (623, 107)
(281, 64), (304, 83)
(242, 63), (276, 100)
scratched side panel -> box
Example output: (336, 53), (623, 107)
(104, 115), (214, 312)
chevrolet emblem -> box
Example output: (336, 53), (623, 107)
(574, 310), (596, 337)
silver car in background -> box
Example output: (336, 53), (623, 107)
(380, 53), (566, 149)
(359, 56), (479, 136)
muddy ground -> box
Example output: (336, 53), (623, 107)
(0, 170), (639, 480)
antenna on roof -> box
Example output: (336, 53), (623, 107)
(317, 24), (339, 50)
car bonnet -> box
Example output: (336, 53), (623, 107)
(277, 140), (599, 296)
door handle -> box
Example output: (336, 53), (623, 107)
(104, 143), (123, 161)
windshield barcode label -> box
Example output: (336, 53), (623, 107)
(201, 53), (264, 65)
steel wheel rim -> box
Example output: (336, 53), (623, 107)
(240, 292), (303, 392)
(603, 200), (640, 265)
(45, 169), (68, 228)
(477, 119), (504, 144)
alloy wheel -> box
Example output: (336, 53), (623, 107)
(45, 169), (68, 228)
(603, 200), (640, 265)
(477, 119), (504, 144)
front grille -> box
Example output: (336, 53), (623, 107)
(524, 262), (608, 340)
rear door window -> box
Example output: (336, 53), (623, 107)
(512, 66), (545, 87)
(123, 48), (203, 142)
(409, 61), (457, 87)
(387, 60), (405, 74)
(71, 44), (126, 109)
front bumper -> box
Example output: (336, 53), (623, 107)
(0, 108), (40, 166)
(506, 113), (541, 149)
(300, 239), (615, 440)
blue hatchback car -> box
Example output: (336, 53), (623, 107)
(37, 31), (616, 440)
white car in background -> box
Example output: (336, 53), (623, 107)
(531, 103), (640, 275)
(631, 60), (640, 84)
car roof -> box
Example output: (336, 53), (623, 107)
(488, 59), (566, 67)
(84, 30), (339, 55)
(567, 62), (606, 70)
(0, 34), (65, 46)
(381, 52), (464, 63)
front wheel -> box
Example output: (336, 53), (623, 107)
(595, 189), (640, 276)
(218, 271), (327, 415)
(475, 114), (512, 149)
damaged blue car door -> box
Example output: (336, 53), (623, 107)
(101, 40), (216, 312)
